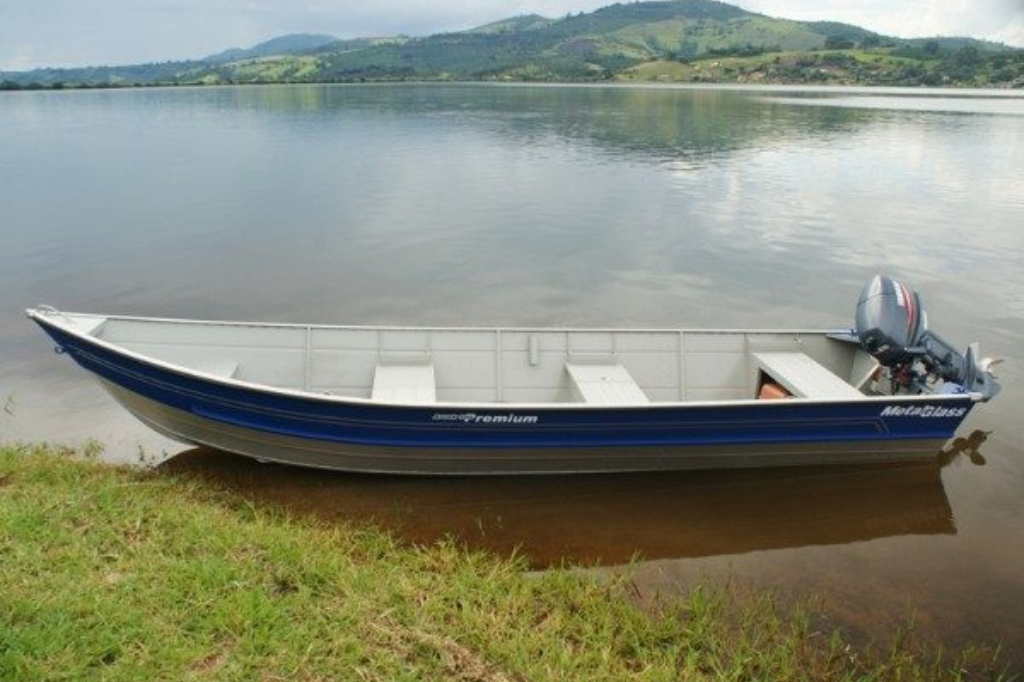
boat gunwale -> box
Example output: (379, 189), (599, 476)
(31, 307), (859, 335)
(27, 308), (985, 410)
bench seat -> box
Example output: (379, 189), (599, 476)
(566, 361), (649, 405)
(372, 361), (436, 403)
(753, 352), (862, 400)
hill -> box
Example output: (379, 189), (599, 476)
(1, 0), (1021, 89)
(465, 15), (554, 35)
(204, 33), (338, 63)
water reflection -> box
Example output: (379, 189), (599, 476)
(158, 443), (982, 568)
(937, 429), (989, 468)
(116, 84), (888, 167)
(765, 94), (1024, 116)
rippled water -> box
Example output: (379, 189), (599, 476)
(1, 83), (1022, 667)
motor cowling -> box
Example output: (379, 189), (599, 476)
(855, 275), (926, 366)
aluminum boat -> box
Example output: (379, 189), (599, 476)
(27, 276), (1000, 474)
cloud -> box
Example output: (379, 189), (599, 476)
(0, 0), (620, 69)
(0, 51), (36, 72)
(734, 0), (1024, 46)
(1, 0), (1020, 71)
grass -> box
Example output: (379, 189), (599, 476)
(224, 56), (323, 83)
(0, 443), (1012, 681)
(619, 49), (868, 83)
(605, 15), (824, 57)
(616, 47), (1017, 86)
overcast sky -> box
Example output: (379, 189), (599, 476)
(2, 0), (1022, 71)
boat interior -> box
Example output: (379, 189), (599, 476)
(56, 314), (883, 405)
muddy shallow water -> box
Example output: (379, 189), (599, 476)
(2, 83), (1022, 669)
(163, 442), (975, 568)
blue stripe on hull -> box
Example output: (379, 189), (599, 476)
(38, 322), (974, 451)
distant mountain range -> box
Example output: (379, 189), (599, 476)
(3, 0), (1022, 89)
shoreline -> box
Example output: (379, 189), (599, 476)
(0, 442), (1012, 680)
(3, 78), (1023, 95)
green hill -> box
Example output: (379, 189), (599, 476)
(465, 15), (554, 35)
(204, 33), (338, 63)
(2, 0), (1021, 89)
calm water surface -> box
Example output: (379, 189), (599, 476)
(1, 83), (1022, 667)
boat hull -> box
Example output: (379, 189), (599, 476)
(36, 317), (973, 474)
(100, 380), (947, 473)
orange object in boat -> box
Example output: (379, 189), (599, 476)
(759, 382), (790, 400)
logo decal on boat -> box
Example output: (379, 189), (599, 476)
(880, 405), (967, 418)
(432, 412), (539, 425)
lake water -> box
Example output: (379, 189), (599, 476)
(1, 83), (1022, 668)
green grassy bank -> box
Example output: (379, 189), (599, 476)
(0, 444), (1010, 681)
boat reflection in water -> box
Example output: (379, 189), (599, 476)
(160, 433), (988, 568)
(936, 429), (989, 468)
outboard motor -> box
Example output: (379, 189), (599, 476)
(854, 275), (1000, 400)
